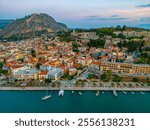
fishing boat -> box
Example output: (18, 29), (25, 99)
(113, 90), (117, 97)
(72, 91), (74, 94)
(58, 88), (64, 96)
(102, 91), (105, 94)
(123, 91), (127, 94)
(79, 92), (82, 95)
(96, 91), (100, 96)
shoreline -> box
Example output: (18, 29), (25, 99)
(0, 87), (150, 91)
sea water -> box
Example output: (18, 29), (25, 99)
(0, 91), (150, 113)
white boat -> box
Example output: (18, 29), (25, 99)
(42, 88), (51, 100)
(131, 92), (135, 94)
(123, 91), (127, 94)
(79, 92), (82, 95)
(102, 91), (105, 94)
(72, 91), (74, 94)
(58, 89), (64, 96)
(140, 92), (145, 95)
(113, 90), (117, 97)
(96, 91), (99, 96)
(42, 95), (51, 100)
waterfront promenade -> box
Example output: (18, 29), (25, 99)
(0, 86), (150, 91)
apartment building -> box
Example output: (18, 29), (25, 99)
(100, 61), (150, 75)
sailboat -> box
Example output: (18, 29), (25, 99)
(42, 88), (51, 100)
(58, 88), (64, 96)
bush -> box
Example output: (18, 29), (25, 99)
(133, 77), (139, 82)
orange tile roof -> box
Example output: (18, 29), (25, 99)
(39, 71), (48, 75)
(10, 65), (24, 69)
(100, 56), (109, 59)
(92, 61), (101, 65)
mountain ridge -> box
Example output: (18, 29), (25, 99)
(0, 13), (68, 39)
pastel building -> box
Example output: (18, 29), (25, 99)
(39, 71), (48, 81)
(14, 68), (39, 80)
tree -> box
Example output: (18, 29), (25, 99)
(81, 81), (85, 87)
(45, 79), (51, 83)
(112, 74), (122, 82)
(122, 25), (127, 31)
(76, 81), (79, 87)
(2, 70), (8, 75)
(133, 77), (139, 82)
(87, 38), (105, 48)
(0, 62), (3, 70)
(101, 70), (112, 82)
(36, 62), (42, 70)
(31, 49), (36, 57)
(118, 33), (126, 39)
(111, 83), (115, 87)
(72, 42), (79, 52)
(93, 82), (97, 87)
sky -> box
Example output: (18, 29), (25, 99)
(0, 0), (150, 28)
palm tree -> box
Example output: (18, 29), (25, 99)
(81, 81), (85, 88)
(75, 80), (79, 87)
(93, 82), (96, 87)
(128, 83), (132, 88)
(117, 83), (120, 88)
(111, 83), (115, 87)
(57, 81), (61, 88)
(123, 83), (126, 87)
(99, 83), (103, 88)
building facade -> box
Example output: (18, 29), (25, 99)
(100, 61), (150, 75)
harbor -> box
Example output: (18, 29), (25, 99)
(0, 90), (150, 113)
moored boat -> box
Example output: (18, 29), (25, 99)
(113, 90), (117, 97)
(140, 92), (145, 95)
(58, 88), (64, 96)
(96, 91), (100, 96)
(123, 91), (127, 94)
(131, 92), (135, 94)
(42, 95), (51, 100)
(79, 92), (82, 95)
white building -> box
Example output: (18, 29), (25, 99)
(40, 65), (64, 81)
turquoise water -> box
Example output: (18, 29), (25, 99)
(0, 91), (150, 113)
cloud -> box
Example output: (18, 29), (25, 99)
(84, 15), (128, 21)
(137, 4), (150, 8)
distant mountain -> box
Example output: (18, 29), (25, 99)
(0, 13), (68, 39)
(139, 24), (150, 30)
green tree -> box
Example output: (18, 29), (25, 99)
(36, 62), (42, 70)
(31, 49), (36, 57)
(101, 70), (112, 82)
(112, 74), (122, 82)
(0, 62), (3, 70)
(133, 77), (139, 82)
(87, 38), (105, 48)
(118, 33), (126, 39)
(45, 79), (51, 83)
